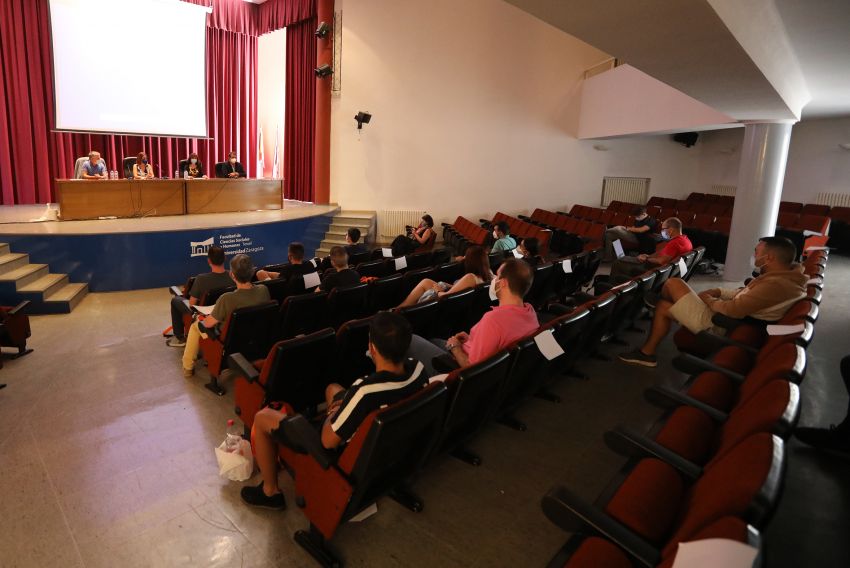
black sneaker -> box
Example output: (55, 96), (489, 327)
(619, 349), (657, 367)
(240, 482), (286, 510)
(643, 292), (660, 310)
(794, 425), (850, 458)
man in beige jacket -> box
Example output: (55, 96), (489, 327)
(620, 236), (808, 367)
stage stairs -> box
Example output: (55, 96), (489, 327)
(316, 211), (376, 257)
(0, 243), (88, 314)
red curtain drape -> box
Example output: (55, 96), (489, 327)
(284, 17), (317, 202)
(258, 0), (315, 35)
(0, 0), (258, 205)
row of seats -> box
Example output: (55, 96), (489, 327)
(441, 216), (489, 254)
(540, 248), (830, 566)
(485, 212), (553, 256)
(522, 209), (608, 255)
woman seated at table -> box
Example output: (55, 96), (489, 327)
(181, 153), (207, 179)
(397, 245), (492, 308)
(132, 152), (154, 180)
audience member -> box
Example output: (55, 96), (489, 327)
(181, 254), (270, 377)
(397, 245), (492, 307)
(602, 206), (658, 261)
(794, 355), (850, 457)
(619, 236), (807, 367)
(181, 153), (207, 179)
(241, 312), (427, 509)
(391, 214), (436, 256)
(517, 237), (543, 267)
(81, 151), (107, 180)
(319, 246), (361, 292)
(609, 217), (692, 284)
(255, 242), (315, 281)
(406, 258), (538, 376)
(344, 228), (368, 257)
(222, 151), (246, 178)
(166, 246), (233, 347)
(132, 152), (155, 180)
(490, 221), (517, 253)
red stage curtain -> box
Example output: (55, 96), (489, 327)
(258, 0), (315, 35)
(284, 17), (317, 202)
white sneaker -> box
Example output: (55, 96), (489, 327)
(166, 336), (186, 348)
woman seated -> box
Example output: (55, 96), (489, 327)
(182, 153), (207, 179)
(391, 214), (436, 256)
(397, 245), (492, 308)
(132, 152), (154, 179)
(517, 237), (543, 267)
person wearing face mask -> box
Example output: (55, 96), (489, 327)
(619, 236), (807, 368)
(181, 153), (207, 179)
(221, 151), (246, 178)
(608, 217), (692, 284)
(602, 206), (658, 262)
(132, 152), (155, 180)
(490, 221), (517, 253)
(405, 258), (539, 377)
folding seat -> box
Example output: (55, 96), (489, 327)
(462, 283), (498, 335)
(327, 283), (370, 329)
(587, 208), (603, 222)
(705, 202), (728, 216)
(432, 261), (465, 285)
(537, 305), (593, 392)
(568, 204), (583, 217)
(668, 250), (697, 279)
(271, 382), (448, 567)
(526, 262), (555, 307)
(257, 277), (290, 305)
(649, 263), (673, 295)
(431, 287), (478, 339)
(356, 259), (390, 278)
(430, 247), (452, 266)
(0, 301), (32, 360)
(686, 192), (705, 202)
(600, 280), (639, 343)
(488, 250), (508, 272)
(614, 270), (656, 336)
(801, 203), (830, 216)
(198, 301), (279, 395)
(333, 316), (374, 388)
(401, 266), (439, 294)
(230, 327), (338, 429)
(569, 291), (617, 361)
(550, 253), (585, 300)
(395, 298), (440, 338)
(582, 223), (605, 251)
(366, 273), (405, 312)
(794, 214), (830, 235)
(675, 210), (695, 226)
(348, 251), (371, 267)
(608, 212), (626, 227)
(658, 207), (676, 221)
(674, 199), (690, 212)
(776, 211), (798, 228)
(576, 248), (602, 290)
(661, 197), (678, 208)
(278, 292), (331, 340)
(599, 210), (615, 225)
(541, 433), (783, 568)
(706, 218), (731, 262)
(703, 193), (720, 202)
(779, 201), (803, 214)
(646, 205), (662, 219)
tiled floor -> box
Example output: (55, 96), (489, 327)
(0, 259), (847, 567)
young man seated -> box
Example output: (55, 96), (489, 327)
(319, 246), (361, 292)
(344, 227), (368, 257)
(602, 206), (658, 261)
(181, 254), (271, 377)
(254, 242), (316, 281)
(619, 236), (808, 368)
(406, 258), (539, 377)
(608, 217), (692, 284)
(490, 221), (517, 253)
(241, 312), (427, 509)
(167, 246), (234, 348)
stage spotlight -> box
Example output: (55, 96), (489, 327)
(315, 21), (331, 38)
(315, 64), (333, 78)
(355, 112), (372, 130)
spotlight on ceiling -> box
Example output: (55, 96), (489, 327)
(315, 21), (331, 39)
(355, 112), (372, 130)
(315, 64), (333, 78)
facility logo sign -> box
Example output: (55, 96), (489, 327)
(190, 237), (214, 257)
(189, 234), (265, 259)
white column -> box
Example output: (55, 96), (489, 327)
(724, 121), (794, 282)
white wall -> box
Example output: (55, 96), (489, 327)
(329, 0), (713, 226)
(258, 28), (286, 178)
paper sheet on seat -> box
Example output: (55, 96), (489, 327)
(303, 271), (321, 289)
(382, 247), (393, 258)
(804, 245), (829, 251)
(766, 323), (805, 336)
(394, 256), (407, 271)
(562, 259), (572, 273)
(512, 248), (523, 259)
(192, 304), (214, 316)
(534, 329), (564, 361)
(678, 257), (688, 278)
(309, 258), (318, 267)
(802, 229), (823, 237)
(613, 239), (625, 259)
(672, 539), (758, 568)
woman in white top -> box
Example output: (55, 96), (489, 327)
(397, 245), (493, 308)
(132, 152), (154, 180)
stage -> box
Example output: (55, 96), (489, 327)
(0, 201), (339, 292)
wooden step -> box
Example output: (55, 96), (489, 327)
(17, 273), (69, 299)
(338, 211), (375, 218)
(44, 282), (89, 313)
(332, 217), (373, 228)
(0, 243), (10, 256)
(0, 253), (30, 276)
(0, 264), (49, 289)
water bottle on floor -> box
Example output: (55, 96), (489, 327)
(225, 419), (242, 452)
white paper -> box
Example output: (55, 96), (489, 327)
(562, 259), (572, 273)
(802, 229), (822, 237)
(534, 329), (565, 361)
(766, 323), (805, 336)
(512, 248), (524, 259)
(804, 245), (829, 251)
(309, 258), (318, 267)
(678, 257), (688, 278)
(488, 284), (497, 301)
(348, 502), (378, 523)
(381, 247), (393, 258)
(613, 239), (625, 259)
(303, 271), (321, 289)
(806, 277), (822, 285)
(672, 539), (758, 568)
(428, 373), (450, 384)
(192, 304), (214, 316)
(394, 256), (408, 271)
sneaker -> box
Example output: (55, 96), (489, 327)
(240, 482), (286, 510)
(166, 336), (186, 348)
(183, 367), (194, 378)
(619, 349), (657, 367)
(794, 425), (850, 457)
(643, 292), (660, 310)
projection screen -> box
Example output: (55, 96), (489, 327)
(48, 0), (208, 137)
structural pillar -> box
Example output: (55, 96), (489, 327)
(313, 0), (334, 205)
(724, 121), (794, 282)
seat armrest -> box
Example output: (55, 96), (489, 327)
(546, 302), (574, 316)
(604, 426), (703, 481)
(541, 486), (661, 568)
(228, 353), (261, 384)
(8, 300), (30, 315)
(169, 286), (184, 297)
(693, 329), (759, 354)
(644, 386), (728, 422)
(672, 352), (746, 384)
(272, 415), (335, 470)
(711, 313), (747, 330)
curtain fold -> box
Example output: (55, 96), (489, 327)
(257, 0), (315, 35)
(283, 17), (317, 202)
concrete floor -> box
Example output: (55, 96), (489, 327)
(0, 257), (847, 567)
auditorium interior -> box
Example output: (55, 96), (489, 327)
(1, 0), (849, 567)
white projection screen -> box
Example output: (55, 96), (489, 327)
(48, 0), (208, 137)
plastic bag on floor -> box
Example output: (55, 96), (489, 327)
(214, 439), (254, 481)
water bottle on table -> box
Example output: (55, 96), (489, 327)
(224, 419), (242, 452)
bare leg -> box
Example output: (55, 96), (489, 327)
(397, 278), (437, 308)
(660, 277), (693, 302)
(251, 408), (286, 496)
(641, 299), (676, 355)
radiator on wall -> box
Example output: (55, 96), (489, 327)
(601, 177), (650, 207)
(709, 184), (737, 196)
(378, 210), (427, 240)
(816, 192), (850, 208)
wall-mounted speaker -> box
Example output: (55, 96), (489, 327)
(673, 132), (699, 147)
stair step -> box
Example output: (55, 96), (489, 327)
(330, 224), (370, 234)
(0, 253), (30, 276)
(332, 217), (373, 227)
(338, 211), (376, 218)
(45, 282), (89, 312)
(0, 264), (49, 289)
(18, 273), (69, 298)
(0, 243), (10, 256)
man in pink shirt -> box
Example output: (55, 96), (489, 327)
(406, 258), (539, 376)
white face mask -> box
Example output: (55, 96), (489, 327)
(660, 229), (670, 240)
(493, 230), (499, 240)
(190, 158), (197, 164)
(230, 157), (237, 164)
(488, 277), (499, 301)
